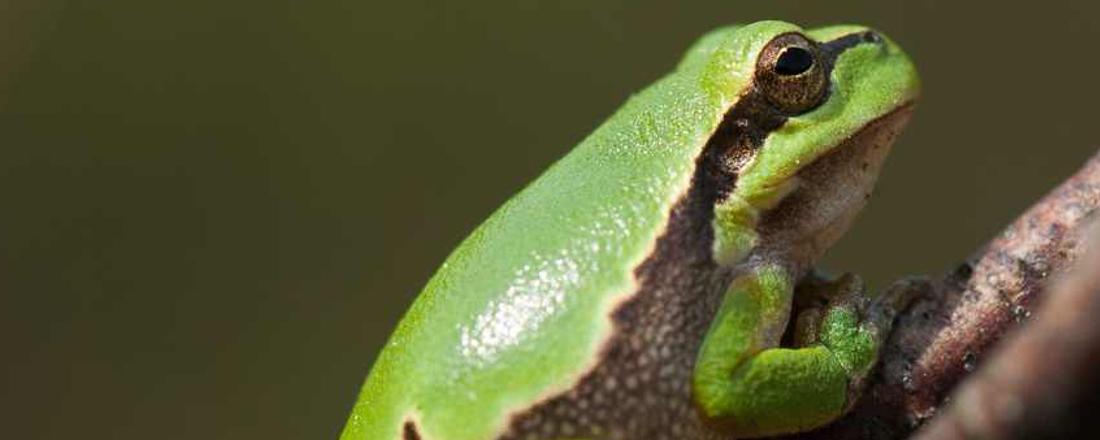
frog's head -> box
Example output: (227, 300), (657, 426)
(683, 21), (919, 266)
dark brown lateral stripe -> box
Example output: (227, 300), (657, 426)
(821, 31), (881, 56)
(403, 421), (422, 440)
(496, 31), (880, 440)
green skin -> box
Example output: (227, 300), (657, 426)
(344, 21), (919, 440)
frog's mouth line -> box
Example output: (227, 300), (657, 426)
(704, 30), (895, 201)
(689, 24), (915, 272)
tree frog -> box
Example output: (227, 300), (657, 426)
(343, 20), (919, 440)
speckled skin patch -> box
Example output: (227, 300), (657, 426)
(497, 32), (898, 440)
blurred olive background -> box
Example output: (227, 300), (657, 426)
(2, 1), (1097, 439)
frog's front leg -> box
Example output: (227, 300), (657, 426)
(692, 265), (904, 437)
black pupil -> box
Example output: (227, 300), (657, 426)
(775, 47), (814, 75)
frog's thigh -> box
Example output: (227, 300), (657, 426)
(691, 266), (875, 437)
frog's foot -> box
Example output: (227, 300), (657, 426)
(694, 267), (922, 437)
(790, 272), (864, 347)
(789, 271), (920, 396)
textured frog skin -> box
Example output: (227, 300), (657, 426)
(341, 20), (917, 440)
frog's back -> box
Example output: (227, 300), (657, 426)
(342, 24), (770, 440)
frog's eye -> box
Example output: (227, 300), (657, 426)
(757, 33), (828, 114)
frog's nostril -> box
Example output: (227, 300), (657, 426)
(862, 31), (884, 45)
